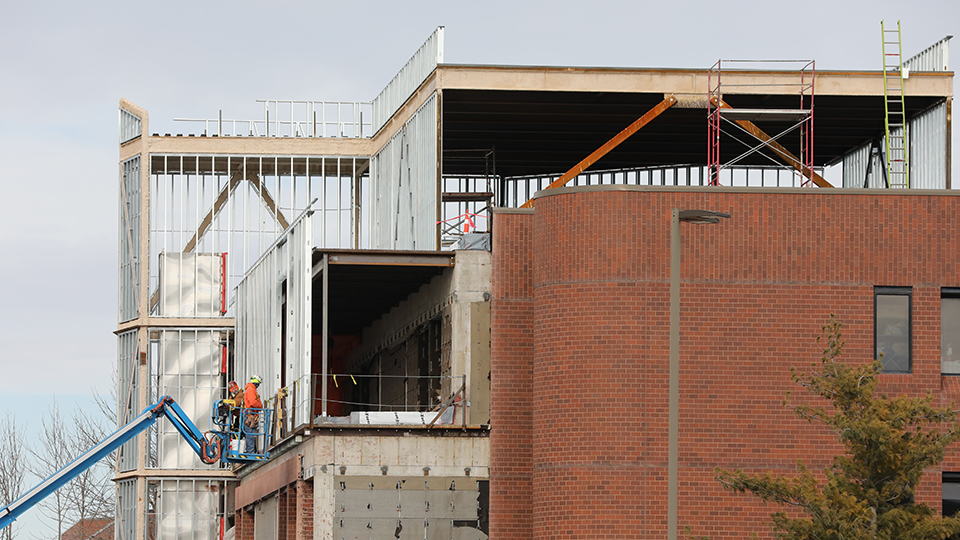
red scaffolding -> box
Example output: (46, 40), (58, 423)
(707, 59), (816, 187)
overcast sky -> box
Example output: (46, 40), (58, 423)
(0, 0), (956, 534)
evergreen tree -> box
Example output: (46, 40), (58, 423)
(717, 315), (960, 539)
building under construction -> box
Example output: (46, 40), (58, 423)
(115, 27), (957, 540)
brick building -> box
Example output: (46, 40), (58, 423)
(491, 186), (960, 538)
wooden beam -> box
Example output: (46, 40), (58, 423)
(714, 97), (834, 188)
(250, 176), (291, 231)
(520, 95), (678, 208)
(182, 173), (245, 254)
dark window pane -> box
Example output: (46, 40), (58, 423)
(944, 297), (960, 374)
(877, 293), (910, 372)
(944, 477), (960, 517)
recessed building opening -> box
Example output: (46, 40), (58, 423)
(308, 250), (462, 426)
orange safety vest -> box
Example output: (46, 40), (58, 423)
(244, 382), (263, 410)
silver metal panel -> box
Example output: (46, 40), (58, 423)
(904, 35), (951, 72)
(117, 330), (139, 472)
(116, 479), (137, 540)
(253, 495), (277, 540)
(119, 156), (141, 322)
(235, 209), (313, 423)
(369, 93), (439, 250)
(120, 108), (142, 143)
(286, 210), (313, 426)
(156, 479), (221, 540)
(909, 101), (948, 189)
(157, 330), (221, 470)
(371, 27), (444, 133)
(841, 142), (886, 189)
(159, 253), (223, 317)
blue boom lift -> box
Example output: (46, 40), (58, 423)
(0, 396), (271, 530)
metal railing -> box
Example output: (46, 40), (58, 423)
(499, 164), (830, 208)
(261, 373), (467, 439)
(174, 100), (373, 138)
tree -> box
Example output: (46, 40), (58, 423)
(27, 399), (74, 540)
(717, 315), (960, 540)
(0, 412), (26, 540)
(28, 398), (115, 540)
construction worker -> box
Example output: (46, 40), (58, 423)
(226, 381), (242, 434)
(243, 375), (263, 453)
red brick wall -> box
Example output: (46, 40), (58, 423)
(235, 507), (254, 540)
(278, 486), (291, 540)
(275, 480), (313, 540)
(491, 209), (536, 540)
(296, 479), (313, 540)
(491, 188), (960, 539)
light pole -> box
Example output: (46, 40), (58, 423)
(668, 208), (730, 540)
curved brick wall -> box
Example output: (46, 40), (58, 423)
(492, 187), (960, 539)
(532, 194), (659, 537)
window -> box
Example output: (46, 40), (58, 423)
(944, 472), (960, 517)
(875, 287), (911, 373)
(943, 289), (960, 375)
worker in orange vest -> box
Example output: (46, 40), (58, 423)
(243, 375), (263, 453)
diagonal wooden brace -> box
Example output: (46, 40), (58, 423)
(520, 95), (679, 208)
(713, 97), (833, 188)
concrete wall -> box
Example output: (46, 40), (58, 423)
(491, 186), (960, 539)
(235, 432), (488, 540)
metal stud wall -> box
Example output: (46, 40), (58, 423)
(117, 330), (139, 472)
(371, 27), (444, 133)
(909, 102), (948, 189)
(150, 155), (364, 316)
(116, 479), (138, 540)
(120, 156), (141, 323)
(369, 93), (439, 250)
(235, 209), (313, 425)
(153, 329), (227, 470)
(151, 479), (222, 540)
(120, 109), (142, 143)
(904, 35), (951, 72)
(841, 101), (948, 189)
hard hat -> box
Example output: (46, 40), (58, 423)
(251, 374), (262, 384)
(228, 381), (239, 392)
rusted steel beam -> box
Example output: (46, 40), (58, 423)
(519, 95), (678, 208)
(714, 97), (833, 188)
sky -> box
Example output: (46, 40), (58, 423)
(0, 0), (956, 536)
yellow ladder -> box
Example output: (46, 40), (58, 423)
(881, 20), (909, 188)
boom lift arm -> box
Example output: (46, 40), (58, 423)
(0, 396), (269, 530)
